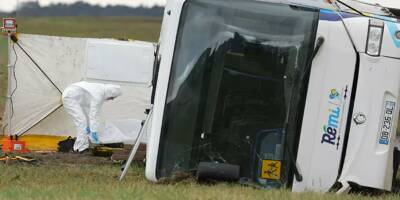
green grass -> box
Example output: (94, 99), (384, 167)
(0, 35), (7, 121)
(0, 164), (398, 200)
(16, 17), (162, 40)
(0, 16), (162, 121)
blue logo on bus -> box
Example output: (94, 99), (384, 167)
(321, 88), (346, 150)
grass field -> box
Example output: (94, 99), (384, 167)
(0, 32), (7, 121)
(0, 16), (400, 200)
(0, 159), (399, 200)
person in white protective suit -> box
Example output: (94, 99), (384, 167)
(62, 81), (122, 152)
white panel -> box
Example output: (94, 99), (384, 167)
(85, 39), (155, 83)
(339, 55), (400, 191)
(146, 0), (186, 182)
(292, 19), (357, 192)
(342, 17), (369, 53)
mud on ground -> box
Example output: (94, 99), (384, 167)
(34, 152), (114, 166)
(0, 143), (145, 167)
(0, 151), (115, 166)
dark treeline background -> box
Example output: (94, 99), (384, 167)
(0, 1), (164, 17)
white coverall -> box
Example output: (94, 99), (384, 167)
(62, 81), (122, 152)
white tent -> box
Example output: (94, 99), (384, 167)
(2, 34), (155, 146)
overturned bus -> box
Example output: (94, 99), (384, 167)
(144, 0), (400, 193)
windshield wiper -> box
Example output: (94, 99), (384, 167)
(282, 84), (304, 182)
(299, 36), (325, 82)
(282, 124), (303, 182)
(312, 37), (325, 60)
(283, 36), (325, 183)
(301, 36), (325, 80)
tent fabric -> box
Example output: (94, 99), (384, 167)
(3, 34), (154, 143)
(85, 39), (155, 83)
(99, 119), (143, 144)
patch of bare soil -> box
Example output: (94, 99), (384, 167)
(0, 151), (114, 167)
(34, 152), (114, 166)
(1, 144), (145, 167)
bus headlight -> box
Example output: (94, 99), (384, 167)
(366, 19), (384, 56)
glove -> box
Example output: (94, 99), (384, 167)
(90, 132), (100, 144)
(86, 127), (91, 135)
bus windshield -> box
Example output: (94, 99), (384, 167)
(156, 0), (319, 188)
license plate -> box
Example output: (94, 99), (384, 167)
(379, 101), (396, 145)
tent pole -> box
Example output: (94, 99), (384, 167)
(7, 32), (13, 137)
(120, 105), (153, 181)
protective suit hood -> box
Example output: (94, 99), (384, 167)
(104, 84), (122, 100)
